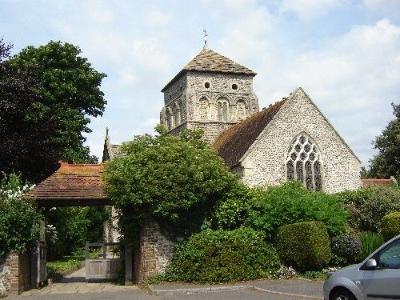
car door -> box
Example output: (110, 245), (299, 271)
(361, 238), (400, 300)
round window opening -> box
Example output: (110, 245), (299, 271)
(232, 83), (238, 90)
(204, 82), (210, 88)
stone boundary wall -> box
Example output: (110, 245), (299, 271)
(0, 252), (30, 296)
(134, 220), (174, 282)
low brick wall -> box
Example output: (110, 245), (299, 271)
(134, 220), (174, 282)
(0, 252), (30, 296)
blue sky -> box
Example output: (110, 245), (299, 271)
(1, 0), (399, 165)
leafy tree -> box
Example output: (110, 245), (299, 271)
(0, 40), (106, 181)
(368, 103), (400, 180)
(104, 128), (238, 237)
(0, 173), (41, 258)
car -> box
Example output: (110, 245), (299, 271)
(324, 235), (400, 300)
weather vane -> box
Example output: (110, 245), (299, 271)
(203, 29), (208, 49)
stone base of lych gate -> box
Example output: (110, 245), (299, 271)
(0, 252), (31, 296)
(133, 219), (174, 282)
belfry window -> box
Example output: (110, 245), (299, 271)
(286, 134), (322, 191)
(199, 98), (209, 120)
(217, 99), (229, 122)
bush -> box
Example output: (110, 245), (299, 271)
(360, 232), (384, 260)
(380, 212), (400, 241)
(164, 228), (280, 282)
(338, 186), (400, 232)
(250, 182), (347, 239)
(276, 221), (331, 271)
(331, 233), (361, 266)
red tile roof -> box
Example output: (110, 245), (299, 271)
(28, 162), (110, 206)
(213, 99), (287, 168)
(361, 178), (397, 188)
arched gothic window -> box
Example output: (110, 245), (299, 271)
(217, 99), (229, 122)
(199, 97), (209, 120)
(286, 134), (322, 191)
(236, 100), (246, 120)
(174, 102), (181, 126)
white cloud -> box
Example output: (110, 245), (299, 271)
(280, 0), (347, 21)
(144, 9), (171, 27)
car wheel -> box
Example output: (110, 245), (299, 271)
(330, 288), (356, 300)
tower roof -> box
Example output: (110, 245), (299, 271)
(162, 48), (256, 92)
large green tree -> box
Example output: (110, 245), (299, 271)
(369, 103), (400, 180)
(104, 127), (238, 237)
(0, 40), (106, 181)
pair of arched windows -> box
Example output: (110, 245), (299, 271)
(198, 98), (247, 122)
(286, 134), (323, 191)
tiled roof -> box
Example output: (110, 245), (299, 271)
(28, 162), (110, 206)
(214, 99), (287, 168)
(362, 178), (397, 188)
(184, 49), (256, 75)
(162, 48), (256, 92)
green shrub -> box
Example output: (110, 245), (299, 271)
(276, 221), (331, 271)
(338, 186), (400, 232)
(331, 233), (362, 266)
(360, 232), (385, 259)
(380, 212), (400, 241)
(164, 228), (280, 282)
(250, 182), (347, 239)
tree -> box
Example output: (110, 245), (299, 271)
(369, 103), (400, 180)
(104, 128), (238, 237)
(0, 40), (106, 182)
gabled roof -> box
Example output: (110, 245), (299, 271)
(213, 99), (287, 168)
(28, 162), (110, 206)
(162, 48), (256, 92)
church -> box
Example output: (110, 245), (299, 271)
(104, 47), (362, 193)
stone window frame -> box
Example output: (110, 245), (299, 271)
(217, 97), (230, 122)
(198, 96), (210, 121)
(236, 99), (247, 120)
(174, 101), (181, 126)
(285, 133), (324, 191)
(166, 107), (174, 130)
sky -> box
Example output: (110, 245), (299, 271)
(1, 0), (399, 165)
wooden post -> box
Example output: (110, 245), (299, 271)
(124, 245), (132, 285)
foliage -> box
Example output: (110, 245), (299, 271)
(249, 182), (347, 239)
(368, 103), (400, 181)
(44, 206), (109, 260)
(359, 232), (385, 260)
(209, 183), (260, 230)
(104, 128), (238, 237)
(331, 233), (362, 266)
(0, 40), (105, 181)
(380, 212), (400, 241)
(47, 257), (83, 281)
(164, 228), (280, 282)
(0, 173), (41, 258)
(276, 221), (332, 271)
(338, 186), (400, 232)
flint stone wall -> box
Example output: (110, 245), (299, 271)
(0, 252), (30, 296)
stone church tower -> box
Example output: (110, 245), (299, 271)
(160, 48), (259, 143)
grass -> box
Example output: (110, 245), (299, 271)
(360, 232), (384, 260)
(47, 256), (84, 282)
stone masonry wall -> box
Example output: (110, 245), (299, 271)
(0, 252), (30, 296)
(241, 88), (361, 193)
(134, 220), (174, 282)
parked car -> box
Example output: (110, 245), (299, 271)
(324, 235), (400, 300)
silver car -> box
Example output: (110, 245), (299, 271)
(324, 235), (400, 300)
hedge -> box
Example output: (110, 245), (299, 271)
(164, 227), (280, 282)
(276, 221), (331, 271)
(380, 212), (400, 241)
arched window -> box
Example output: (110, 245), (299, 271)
(167, 107), (174, 130)
(174, 102), (181, 126)
(217, 99), (229, 122)
(236, 100), (246, 120)
(286, 134), (322, 191)
(199, 97), (209, 120)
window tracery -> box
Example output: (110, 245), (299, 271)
(286, 134), (322, 191)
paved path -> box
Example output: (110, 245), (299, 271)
(11, 278), (323, 300)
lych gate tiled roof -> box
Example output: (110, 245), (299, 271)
(214, 99), (287, 168)
(184, 49), (256, 75)
(162, 48), (256, 92)
(28, 162), (110, 206)
(362, 178), (398, 188)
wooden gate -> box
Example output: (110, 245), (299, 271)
(31, 220), (47, 288)
(85, 242), (121, 281)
